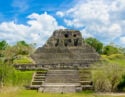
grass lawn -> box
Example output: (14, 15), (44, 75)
(0, 87), (125, 97)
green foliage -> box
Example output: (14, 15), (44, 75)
(0, 40), (8, 57)
(14, 41), (34, 55)
(101, 54), (125, 67)
(13, 56), (34, 64)
(12, 70), (34, 86)
(103, 45), (119, 55)
(117, 75), (125, 91)
(0, 64), (15, 87)
(92, 63), (125, 92)
(0, 40), (8, 50)
(85, 37), (103, 54)
(0, 40), (34, 64)
(17, 41), (29, 46)
(0, 63), (34, 87)
(107, 54), (125, 60)
(1, 46), (18, 64)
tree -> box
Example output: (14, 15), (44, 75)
(85, 37), (103, 54)
(2, 46), (17, 64)
(14, 41), (34, 55)
(1, 41), (34, 64)
(0, 40), (8, 57)
(0, 40), (8, 50)
(103, 45), (119, 55)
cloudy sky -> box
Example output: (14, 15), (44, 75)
(0, 0), (125, 47)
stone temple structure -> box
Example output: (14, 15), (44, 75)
(15, 29), (100, 93)
(31, 29), (99, 68)
(27, 29), (100, 93)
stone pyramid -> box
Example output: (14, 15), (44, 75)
(31, 29), (99, 68)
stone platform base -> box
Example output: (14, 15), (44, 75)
(39, 83), (82, 93)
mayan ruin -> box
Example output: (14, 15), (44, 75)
(31, 29), (99, 68)
(16, 29), (99, 93)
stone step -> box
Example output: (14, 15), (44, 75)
(82, 85), (93, 90)
(33, 79), (45, 81)
(45, 80), (79, 83)
(80, 81), (92, 85)
(35, 74), (46, 76)
(36, 71), (47, 74)
(30, 85), (41, 89)
(47, 70), (78, 73)
(34, 76), (45, 78)
(45, 79), (79, 83)
(39, 83), (81, 93)
(29, 71), (47, 89)
(41, 69), (82, 93)
(32, 81), (43, 85)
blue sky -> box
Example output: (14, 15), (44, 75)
(0, 0), (125, 47)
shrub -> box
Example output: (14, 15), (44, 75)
(117, 75), (125, 91)
(92, 63), (125, 92)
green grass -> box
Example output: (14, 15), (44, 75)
(12, 70), (34, 86)
(101, 54), (125, 67)
(0, 89), (125, 97)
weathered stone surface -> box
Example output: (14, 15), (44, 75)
(39, 70), (82, 93)
(31, 29), (99, 67)
(39, 83), (82, 93)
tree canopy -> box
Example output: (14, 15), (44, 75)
(0, 40), (34, 64)
(0, 40), (8, 50)
(103, 45), (119, 55)
(84, 37), (103, 54)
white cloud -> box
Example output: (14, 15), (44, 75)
(120, 37), (125, 44)
(64, 19), (84, 28)
(0, 12), (64, 47)
(56, 11), (64, 17)
(57, 0), (125, 45)
(80, 29), (93, 38)
(108, 24), (122, 38)
(64, 0), (110, 25)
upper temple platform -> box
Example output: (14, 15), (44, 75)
(44, 29), (83, 47)
(31, 29), (100, 67)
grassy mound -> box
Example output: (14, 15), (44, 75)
(13, 55), (34, 64)
(101, 54), (125, 67)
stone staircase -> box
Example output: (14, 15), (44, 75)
(30, 71), (47, 89)
(29, 68), (93, 92)
(79, 68), (93, 90)
(39, 69), (82, 93)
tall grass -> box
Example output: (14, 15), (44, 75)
(11, 70), (34, 86)
(0, 63), (34, 87)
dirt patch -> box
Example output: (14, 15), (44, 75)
(0, 87), (20, 94)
